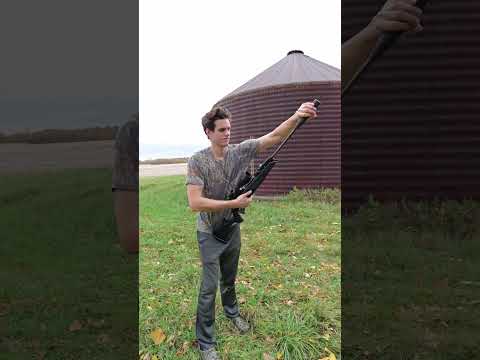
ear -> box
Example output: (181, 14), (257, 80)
(205, 128), (211, 139)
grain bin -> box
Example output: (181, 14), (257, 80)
(215, 50), (341, 196)
(342, 0), (480, 208)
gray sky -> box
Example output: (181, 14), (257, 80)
(140, 0), (340, 149)
(0, 0), (138, 97)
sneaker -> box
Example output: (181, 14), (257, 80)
(231, 315), (250, 334)
(199, 347), (221, 360)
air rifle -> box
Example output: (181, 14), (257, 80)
(213, 99), (321, 243)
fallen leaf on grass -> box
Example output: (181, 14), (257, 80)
(87, 318), (106, 328)
(68, 320), (82, 332)
(319, 347), (336, 360)
(276, 352), (284, 359)
(176, 341), (190, 356)
(151, 355), (158, 360)
(264, 336), (275, 344)
(0, 303), (10, 316)
(150, 328), (166, 345)
(97, 333), (110, 344)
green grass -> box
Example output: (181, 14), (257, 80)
(342, 198), (480, 359)
(0, 168), (138, 360)
(139, 176), (341, 360)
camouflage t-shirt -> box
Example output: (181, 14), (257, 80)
(112, 118), (139, 192)
(186, 139), (259, 234)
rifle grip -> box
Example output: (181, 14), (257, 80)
(232, 208), (244, 223)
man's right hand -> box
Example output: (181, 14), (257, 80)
(342, 0), (425, 91)
(233, 190), (253, 208)
(365, 0), (423, 39)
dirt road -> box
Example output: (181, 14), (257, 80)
(0, 140), (114, 175)
(0, 141), (187, 178)
(139, 163), (187, 177)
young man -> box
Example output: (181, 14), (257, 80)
(186, 102), (317, 360)
(342, 0), (424, 91)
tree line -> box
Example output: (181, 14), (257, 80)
(0, 126), (119, 144)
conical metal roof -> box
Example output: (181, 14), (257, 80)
(223, 50), (340, 99)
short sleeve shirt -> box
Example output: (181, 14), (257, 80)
(112, 119), (139, 192)
(186, 139), (259, 233)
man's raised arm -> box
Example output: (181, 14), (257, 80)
(257, 102), (317, 153)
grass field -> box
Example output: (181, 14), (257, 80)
(139, 175), (341, 360)
(342, 198), (480, 359)
(0, 168), (138, 360)
(4, 169), (477, 359)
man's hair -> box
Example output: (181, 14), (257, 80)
(201, 106), (231, 134)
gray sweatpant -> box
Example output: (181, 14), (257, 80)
(196, 225), (241, 350)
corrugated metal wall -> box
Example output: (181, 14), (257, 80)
(216, 82), (341, 196)
(342, 0), (480, 208)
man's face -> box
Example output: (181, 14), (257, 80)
(206, 118), (231, 147)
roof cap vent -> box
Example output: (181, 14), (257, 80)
(287, 50), (304, 55)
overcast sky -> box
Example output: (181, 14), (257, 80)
(0, 0), (138, 131)
(140, 0), (340, 151)
(1, 0), (137, 97)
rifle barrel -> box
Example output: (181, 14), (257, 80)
(266, 99), (320, 162)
